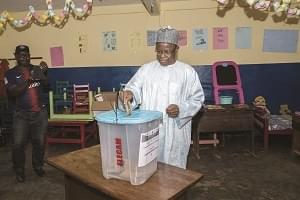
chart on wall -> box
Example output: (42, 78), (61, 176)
(192, 28), (208, 49)
(78, 34), (88, 53)
(129, 32), (142, 54)
(177, 30), (187, 46)
(263, 29), (299, 53)
(50, 46), (64, 67)
(102, 31), (117, 51)
(236, 27), (252, 49)
(147, 30), (156, 46)
(213, 27), (228, 49)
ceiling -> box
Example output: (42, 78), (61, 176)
(0, 0), (182, 13)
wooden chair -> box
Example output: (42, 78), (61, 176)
(73, 84), (90, 113)
(254, 107), (293, 149)
(53, 81), (73, 113)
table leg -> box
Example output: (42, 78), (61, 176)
(251, 131), (255, 155)
(80, 124), (85, 148)
(192, 130), (200, 159)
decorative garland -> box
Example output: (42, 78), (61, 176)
(0, 0), (93, 33)
(216, 0), (300, 18)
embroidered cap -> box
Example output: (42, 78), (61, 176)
(15, 45), (30, 54)
(156, 26), (178, 45)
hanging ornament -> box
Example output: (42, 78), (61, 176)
(254, 0), (271, 11)
(246, 0), (260, 6)
(273, 0), (291, 13)
(214, 0), (300, 20)
(0, 0), (93, 33)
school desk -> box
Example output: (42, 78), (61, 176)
(192, 104), (255, 159)
(47, 119), (97, 148)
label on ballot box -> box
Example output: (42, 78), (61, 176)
(96, 110), (162, 185)
(138, 127), (159, 167)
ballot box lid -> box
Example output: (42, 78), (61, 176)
(95, 109), (162, 125)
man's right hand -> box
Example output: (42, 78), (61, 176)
(119, 90), (133, 105)
(24, 78), (35, 86)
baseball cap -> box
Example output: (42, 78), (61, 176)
(15, 45), (30, 54)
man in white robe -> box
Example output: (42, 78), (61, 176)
(120, 26), (205, 169)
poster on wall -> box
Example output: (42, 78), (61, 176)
(147, 30), (156, 46)
(236, 27), (252, 49)
(192, 28), (208, 49)
(177, 30), (187, 46)
(263, 29), (298, 53)
(50, 46), (64, 67)
(213, 27), (228, 49)
(102, 31), (117, 51)
(129, 32), (142, 53)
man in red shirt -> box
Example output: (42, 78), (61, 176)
(5, 45), (49, 183)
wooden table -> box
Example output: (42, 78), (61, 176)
(192, 104), (255, 159)
(47, 145), (203, 200)
(292, 112), (300, 156)
(47, 119), (97, 148)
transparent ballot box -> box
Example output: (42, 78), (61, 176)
(95, 110), (162, 185)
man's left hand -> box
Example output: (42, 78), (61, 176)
(166, 104), (179, 118)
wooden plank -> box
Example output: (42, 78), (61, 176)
(47, 145), (203, 200)
(6, 57), (43, 60)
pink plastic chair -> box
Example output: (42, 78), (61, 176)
(212, 61), (244, 104)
